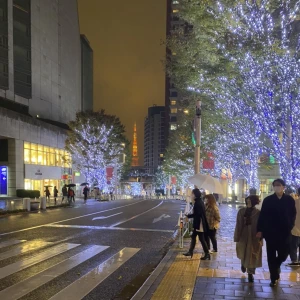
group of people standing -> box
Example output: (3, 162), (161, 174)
(184, 178), (299, 288)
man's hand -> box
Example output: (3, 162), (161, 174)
(256, 232), (262, 239)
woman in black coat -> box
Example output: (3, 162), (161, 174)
(183, 188), (210, 260)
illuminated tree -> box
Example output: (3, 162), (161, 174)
(169, 0), (300, 187)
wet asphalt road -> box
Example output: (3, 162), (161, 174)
(0, 198), (182, 300)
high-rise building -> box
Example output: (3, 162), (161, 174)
(165, 0), (182, 142)
(80, 34), (93, 111)
(131, 122), (139, 166)
(144, 105), (165, 172)
(0, 0), (81, 196)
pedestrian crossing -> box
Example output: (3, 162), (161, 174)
(0, 239), (140, 300)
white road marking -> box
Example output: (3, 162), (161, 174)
(0, 245), (109, 300)
(152, 214), (171, 224)
(0, 243), (80, 280)
(92, 212), (123, 221)
(0, 239), (26, 249)
(49, 247), (140, 300)
(0, 200), (147, 236)
(43, 224), (174, 233)
(0, 240), (52, 261)
(110, 201), (163, 227)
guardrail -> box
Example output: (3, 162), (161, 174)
(178, 202), (193, 248)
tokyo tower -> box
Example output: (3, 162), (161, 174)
(131, 122), (139, 166)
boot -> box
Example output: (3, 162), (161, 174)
(248, 274), (254, 283)
(183, 251), (193, 258)
(200, 253), (211, 260)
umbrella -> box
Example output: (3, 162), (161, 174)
(188, 174), (223, 195)
(67, 184), (76, 187)
(80, 182), (89, 186)
(44, 185), (53, 188)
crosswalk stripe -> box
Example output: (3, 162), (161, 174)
(0, 241), (52, 261)
(0, 243), (80, 280)
(50, 247), (140, 300)
(0, 240), (26, 249)
(0, 245), (109, 300)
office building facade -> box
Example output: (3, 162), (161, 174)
(80, 34), (93, 111)
(0, 0), (81, 196)
(144, 106), (165, 173)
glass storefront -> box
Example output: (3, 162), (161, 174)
(24, 142), (73, 197)
(24, 142), (71, 168)
(24, 178), (72, 198)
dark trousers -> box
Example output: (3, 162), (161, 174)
(189, 230), (209, 254)
(290, 235), (300, 262)
(266, 237), (290, 281)
(205, 229), (218, 251)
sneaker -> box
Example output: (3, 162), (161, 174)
(288, 262), (300, 266)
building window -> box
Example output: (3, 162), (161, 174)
(171, 108), (177, 114)
(24, 142), (71, 167)
(170, 124), (177, 131)
(0, 0), (8, 89)
(171, 100), (176, 105)
(160, 154), (164, 158)
(13, 0), (32, 98)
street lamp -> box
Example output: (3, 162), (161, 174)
(194, 100), (201, 174)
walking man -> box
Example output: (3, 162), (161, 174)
(257, 179), (296, 287)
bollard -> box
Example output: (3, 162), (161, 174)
(40, 197), (46, 210)
(23, 198), (31, 211)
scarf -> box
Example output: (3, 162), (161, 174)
(244, 207), (254, 226)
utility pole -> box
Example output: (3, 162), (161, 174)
(194, 100), (201, 175)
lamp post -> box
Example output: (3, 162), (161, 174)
(194, 100), (201, 175)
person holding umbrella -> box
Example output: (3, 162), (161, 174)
(44, 186), (51, 201)
(67, 184), (76, 203)
(183, 188), (210, 260)
(61, 184), (68, 203)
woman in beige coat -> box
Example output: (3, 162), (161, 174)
(234, 195), (262, 283)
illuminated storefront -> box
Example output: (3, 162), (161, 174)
(24, 142), (73, 197)
(0, 166), (8, 195)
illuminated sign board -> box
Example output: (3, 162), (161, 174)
(0, 166), (8, 195)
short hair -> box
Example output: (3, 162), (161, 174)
(192, 188), (202, 199)
(245, 195), (260, 206)
(272, 178), (286, 186)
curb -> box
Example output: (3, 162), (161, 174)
(131, 230), (181, 300)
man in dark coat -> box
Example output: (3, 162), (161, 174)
(257, 178), (296, 287)
(183, 188), (210, 260)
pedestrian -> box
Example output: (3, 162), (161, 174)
(68, 187), (75, 203)
(257, 178), (296, 287)
(234, 195), (262, 283)
(44, 187), (50, 201)
(83, 185), (89, 203)
(183, 188), (210, 260)
(54, 186), (58, 204)
(288, 188), (300, 266)
(204, 194), (221, 253)
(61, 184), (68, 203)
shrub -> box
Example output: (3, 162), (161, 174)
(16, 189), (40, 199)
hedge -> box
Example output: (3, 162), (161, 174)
(16, 189), (40, 199)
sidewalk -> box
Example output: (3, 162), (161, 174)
(133, 204), (300, 300)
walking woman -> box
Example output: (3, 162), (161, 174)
(205, 194), (221, 253)
(234, 195), (262, 283)
(183, 188), (210, 260)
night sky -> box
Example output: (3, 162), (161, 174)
(78, 0), (167, 163)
